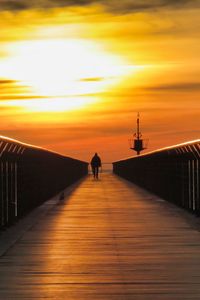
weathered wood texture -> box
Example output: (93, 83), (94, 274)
(1, 173), (200, 299)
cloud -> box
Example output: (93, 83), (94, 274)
(0, 1), (28, 10)
(101, 0), (200, 14)
(0, 95), (47, 100)
(0, 0), (199, 12)
(0, 79), (35, 99)
(145, 82), (200, 92)
(0, 79), (17, 84)
(79, 77), (104, 82)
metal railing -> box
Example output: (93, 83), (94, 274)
(0, 136), (88, 229)
(113, 140), (200, 215)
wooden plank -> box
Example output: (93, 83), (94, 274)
(1, 173), (200, 299)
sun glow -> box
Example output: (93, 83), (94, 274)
(2, 39), (131, 98)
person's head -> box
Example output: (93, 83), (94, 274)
(95, 152), (98, 156)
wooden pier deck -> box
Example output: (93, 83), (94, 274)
(1, 173), (200, 299)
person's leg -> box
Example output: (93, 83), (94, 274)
(93, 167), (96, 178)
(92, 166), (95, 178)
(96, 167), (99, 179)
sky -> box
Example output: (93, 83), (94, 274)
(0, 0), (200, 163)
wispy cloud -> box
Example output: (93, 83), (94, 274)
(0, 0), (199, 12)
(145, 82), (200, 92)
(0, 79), (17, 85)
(0, 79), (34, 99)
(79, 77), (104, 82)
(100, 0), (200, 14)
(0, 95), (47, 100)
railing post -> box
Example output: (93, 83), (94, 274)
(14, 162), (18, 218)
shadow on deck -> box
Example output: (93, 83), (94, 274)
(1, 173), (200, 300)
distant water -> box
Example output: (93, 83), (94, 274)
(88, 163), (113, 174)
(102, 163), (113, 173)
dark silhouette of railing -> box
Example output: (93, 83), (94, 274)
(113, 140), (200, 215)
(0, 136), (88, 229)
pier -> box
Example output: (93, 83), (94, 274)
(0, 138), (200, 299)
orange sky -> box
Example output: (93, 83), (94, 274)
(0, 1), (200, 162)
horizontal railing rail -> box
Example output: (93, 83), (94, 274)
(0, 136), (88, 229)
(113, 140), (200, 215)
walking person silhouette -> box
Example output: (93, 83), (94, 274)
(90, 153), (102, 179)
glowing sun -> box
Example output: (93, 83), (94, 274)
(3, 39), (129, 97)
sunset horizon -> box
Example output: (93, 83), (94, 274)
(0, 0), (200, 163)
(1, 2), (200, 297)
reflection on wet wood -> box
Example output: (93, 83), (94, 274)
(1, 173), (200, 299)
